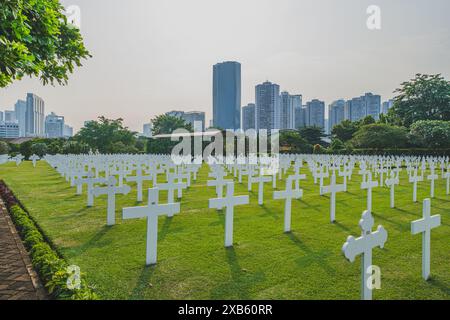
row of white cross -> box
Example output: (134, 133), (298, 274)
(37, 153), (448, 300)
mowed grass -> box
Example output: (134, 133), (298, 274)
(0, 161), (449, 300)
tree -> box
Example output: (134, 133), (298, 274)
(351, 124), (408, 149)
(389, 74), (450, 127)
(0, 0), (91, 87)
(360, 116), (376, 126)
(74, 117), (137, 153)
(279, 131), (312, 154)
(62, 141), (90, 154)
(0, 141), (10, 155)
(151, 115), (193, 136)
(30, 143), (48, 157)
(410, 120), (450, 148)
(298, 126), (326, 146)
(331, 120), (359, 142)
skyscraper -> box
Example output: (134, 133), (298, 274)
(306, 99), (325, 128)
(345, 97), (365, 122)
(242, 103), (256, 131)
(143, 123), (153, 138)
(45, 112), (65, 138)
(382, 99), (394, 114)
(0, 111), (3, 122)
(328, 100), (345, 131)
(14, 100), (26, 137)
(26, 93), (45, 137)
(295, 106), (307, 129)
(0, 122), (19, 139)
(4, 110), (16, 122)
(255, 81), (280, 130)
(363, 93), (381, 120)
(280, 92), (299, 130)
(213, 61), (241, 130)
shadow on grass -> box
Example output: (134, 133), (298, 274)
(428, 278), (450, 296)
(70, 226), (112, 255)
(159, 216), (173, 241)
(287, 233), (336, 276)
(210, 247), (265, 300)
(372, 212), (409, 232)
(130, 265), (157, 299)
(259, 204), (279, 220)
(333, 221), (353, 234)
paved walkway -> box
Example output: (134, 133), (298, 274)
(0, 200), (47, 300)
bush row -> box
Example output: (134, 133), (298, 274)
(0, 181), (98, 300)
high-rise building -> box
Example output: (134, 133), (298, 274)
(45, 112), (65, 138)
(213, 61), (241, 130)
(306, 99), (325, 128)
(0, 122), (19, 138)
(0, 111), (3, 122)
(328, 100), (346, 132)
(143, 123), (153, 138)
(345, 97), (365, 122)
(242, 103), (256, 131)
(382, 99), (394, 114)
(363, 93), (381, 120)
(166, 110), (206, 132)
(255, 81), (280, 130)
(295, 106), (307, 129)
(26, 93), (45, 137)
(14, 100), (26, 137)
(63, 124), (73, 138)
(4, 110), (16, 123)
(279, 92), (299, 130)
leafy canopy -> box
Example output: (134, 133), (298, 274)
(0, 0), (91, 87)
(152, 114), (193, 136)
(410, 120), (450, 148)
(351, 124), (408, 149)
(75, 117), (137, 154)
(389, 74), (450, 127)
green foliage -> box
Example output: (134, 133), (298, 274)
(30, 142), (48, 157)
(0, 141), (10, 154)
(61, 141), (89, 154)
(298, 126), (326, 146)
(0, 0), (91, 87)
(390, 74), (450, 127)
(360, 116), (376, 126)
(7, 204), (98, 300)
(74, 117), (137, 153)
(151, 114), (193, 136)
(331, 120), (359, 143)
(147, 137), (177, 155)
(351, 124), (408, 149)
(313, 144), (326, 154)
(410, 120), (450, 148)
(279, 130), (312, 154)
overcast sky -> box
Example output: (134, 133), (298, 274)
(1, 0), (449, 132)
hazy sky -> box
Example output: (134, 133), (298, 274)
(1, 0), (449, 132)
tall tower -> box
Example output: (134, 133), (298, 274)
(26, 93), (45, 137)
(255, 81), (280, 130)
(213, 61), (241, 130)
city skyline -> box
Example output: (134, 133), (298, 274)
(0, 0), (449, 132)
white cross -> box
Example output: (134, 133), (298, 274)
(122, 188), (180, 265)
(92, 176), (131, 226)
(321, 174), (346, 223)
(409, 170), (423, 203)
(30, 154), (40, 168)
(75, 172), (107, 207)
(315, 170), (329, 195)
(411, 199), (441, 281)
(361, 172), (379, 213)
(207, 174), (232, 198)
(250, 174), (272, 205)
(273, 178), (303, 232)
(342, 211), (388, 300)
(209, 182), (249, 247)
(385, 171), (399, 209)
(157, 176), (185, 210)
(445, 168), (450, 195)
(126, 167), (153, 202)
(427, 170), (439, 199)
(339, 167), (352, 192)
(287, 172), (307, 191)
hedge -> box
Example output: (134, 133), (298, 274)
(0, 181), (98, 300)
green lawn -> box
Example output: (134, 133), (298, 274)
(0, 161), (449, 300)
